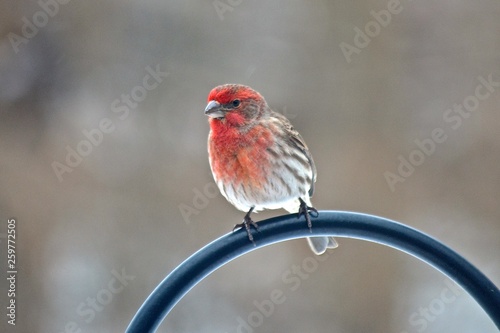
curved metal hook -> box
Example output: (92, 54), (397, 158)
(125, 211), (500, 332)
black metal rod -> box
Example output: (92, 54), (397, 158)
(125, 211), (500, 332)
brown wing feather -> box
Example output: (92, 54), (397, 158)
(270, 112), (317, 197)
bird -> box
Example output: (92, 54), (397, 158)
(205, 84), (337, 255)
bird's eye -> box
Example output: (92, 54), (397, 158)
(231, 99), (240, 107)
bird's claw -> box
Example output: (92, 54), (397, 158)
(298, 198), (318, 232)
(233, 208), (259, 244)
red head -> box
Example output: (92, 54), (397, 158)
(205, 84), (267, 127)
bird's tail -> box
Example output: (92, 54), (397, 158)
(283, 198), (338, 255)
(307, 236), (338, 255)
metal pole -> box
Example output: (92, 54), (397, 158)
(125, 211), (500, 332)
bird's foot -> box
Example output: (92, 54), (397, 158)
(233, 207), (259, 244)
(298, 198), (318, 231)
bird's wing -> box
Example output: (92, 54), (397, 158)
(272, 112), (317, 197)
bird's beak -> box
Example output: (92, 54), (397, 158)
(204, 100), (225, 118)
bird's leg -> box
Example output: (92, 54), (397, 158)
(298, 198), (318, 231)
(233, 206), (259, 243)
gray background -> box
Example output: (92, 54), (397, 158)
(0, 0), (499, 332)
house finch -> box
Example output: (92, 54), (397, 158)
(205, 84), (337, 255)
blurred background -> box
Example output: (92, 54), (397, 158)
(1, 0), (499, 332)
